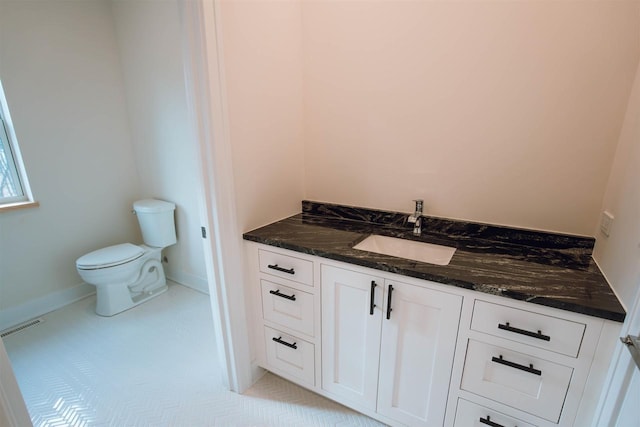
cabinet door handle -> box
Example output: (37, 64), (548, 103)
(386, 284), (394, 320)
(272, 336), (297, 350)
(370, 281), (377, 315)
(269, 289), (296, 301)
(267, 264), (295, 275)
(479, 415), (505, 427)
(491, 354), (542, 376)
(498, 322), (550, 341)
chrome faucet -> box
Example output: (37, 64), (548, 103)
(408, 199), (424, 235)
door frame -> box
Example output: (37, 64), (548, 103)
(593, 281), (640, 426)
(179, 0), (253, 393)
(0, 338), (32, 426)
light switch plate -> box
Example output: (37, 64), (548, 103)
(600, 211), (614, 237)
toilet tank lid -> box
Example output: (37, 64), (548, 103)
(76, 243), (144, 269)
(133, 199), (175, 213)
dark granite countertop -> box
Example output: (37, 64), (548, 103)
(243, 201), (625, 322)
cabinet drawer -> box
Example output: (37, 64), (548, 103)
(471, 300), (586, 357)
(261, 280), (314, 336)
(264, 326), (315, 386)
(454, 399), (537, 427)
(461, 339), (572, 423)
(259, 249), (313, 287)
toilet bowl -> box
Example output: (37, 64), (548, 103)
(76, 199), (177, 316)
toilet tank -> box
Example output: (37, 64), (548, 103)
(133, 199), (177, 248)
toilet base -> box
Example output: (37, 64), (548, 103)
(95, 281), (168, 317)
(130, 283), (168, 310)
(94, 256), (168, 317)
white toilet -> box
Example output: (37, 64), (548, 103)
(76, 199), (177, 316)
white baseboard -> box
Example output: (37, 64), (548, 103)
(0, 283), (95, 332)
(166, 269), (209, 295)
(0, 270), (208, 332)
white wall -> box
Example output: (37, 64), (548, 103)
(110, 0), (208, 292)
(593, 60), (640, 310)
(219, 0), (305, 233)
(302, 1), (640, 236)
(217, 0), (306, 377)
(0, 0), (141, 312)
(195, 0), (640, 242)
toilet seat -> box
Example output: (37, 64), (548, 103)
(76, 243), (145, 270)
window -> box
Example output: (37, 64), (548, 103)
(0, 80), (35, 209)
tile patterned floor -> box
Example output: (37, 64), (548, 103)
(3, 283), (383, 426)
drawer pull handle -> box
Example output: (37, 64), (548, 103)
(386, 284), (394, 320)
(370, 281), (377, 315)
(479, 415), (505, 427)
(267, 264), (295, 275)
(269, 289), (296, 301)
(498, 322), (550, 341)
(272, 336), (297, 350)
(491, 354), (542, 376)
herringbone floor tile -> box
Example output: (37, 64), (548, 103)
(4, 283), (384, 426)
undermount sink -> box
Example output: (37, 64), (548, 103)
(353, 235), (456, 266)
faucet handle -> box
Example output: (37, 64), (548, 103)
(413, 199), (424, 213)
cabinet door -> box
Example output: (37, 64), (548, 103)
(321, 265), (384, 410)
(377, 280), (462, 427)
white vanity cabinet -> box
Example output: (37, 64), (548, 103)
(246, 242), (619, 427)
